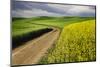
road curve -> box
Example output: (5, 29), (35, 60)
(12, 28), (60, 66)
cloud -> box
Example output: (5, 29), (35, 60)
(12, 1), (96, 17)
(66, 6), (95, 16)
(47, 4), (95, 16)
(12, 1), (66, 14)
(12, 9), (65, 18)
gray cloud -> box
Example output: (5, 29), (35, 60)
(12, 0), (96, 17)
(12, 1), (66, 14)
(12, 9), (65, 18)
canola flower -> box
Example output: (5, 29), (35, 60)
(39, 20), (96, 64)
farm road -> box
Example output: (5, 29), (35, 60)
(12, 28), (60, 66)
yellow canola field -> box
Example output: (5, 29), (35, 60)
(40, 20), (96, 64)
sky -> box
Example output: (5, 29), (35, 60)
(12, 0), (96, 18)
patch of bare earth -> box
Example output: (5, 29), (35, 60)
(12, 28), (60, 66)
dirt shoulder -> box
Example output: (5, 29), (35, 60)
(12, 28), (60, 66)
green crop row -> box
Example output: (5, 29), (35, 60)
(12, 18), (52, 49)
(30, 16), (95, 29)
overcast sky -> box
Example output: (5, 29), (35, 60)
(12, 0), (96, 18)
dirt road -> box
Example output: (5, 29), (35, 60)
(12, 28), (60, 66)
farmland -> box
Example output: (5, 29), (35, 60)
(12, 1), (96, 66)
(12, 16), (96, 64)
(12, 18), (50, 37)
(12, 17), (94, 39)
(30, 16), (95, 29)
(12, 18), (52, 49)
(39, 19), (96, 64)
